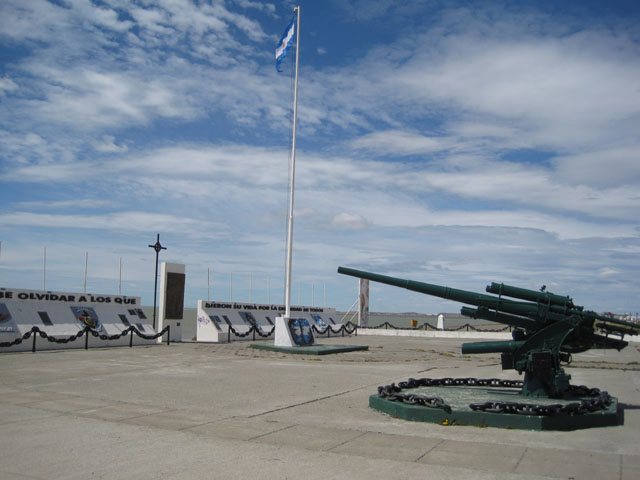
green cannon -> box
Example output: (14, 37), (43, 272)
(338, 266), (640, 398)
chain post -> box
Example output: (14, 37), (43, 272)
(32, 328), (37, 352)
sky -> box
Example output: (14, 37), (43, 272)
(0, 0), (639, 316)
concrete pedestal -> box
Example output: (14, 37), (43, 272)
(274, 316), (315, 347)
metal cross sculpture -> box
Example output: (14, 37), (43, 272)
(148, 233), (167, 329)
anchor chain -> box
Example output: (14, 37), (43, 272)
(377, 377), (612, 417)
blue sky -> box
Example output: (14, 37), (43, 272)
(1, 0), (639, 315)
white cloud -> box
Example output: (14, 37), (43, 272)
(14, 199), (116, 210)
(93, 135), (128, 153)
(0, 0), (280, 134)
(331, 213), (368, 230)
(6, 140), (636, 227)
(348, 130), (449, 156)
(412, 37), (640, 150)
(24, 67), (197, 129)
(0, 211), (228, 239)
(599, 267), (619, 276)
(237, 0), (276, 16)
(6, 161), (100, 183)
(552, 146), (640, 188)
(66, 0), (134, 32)
(296, 8), (640, 160)
(0, 76), (18, 95)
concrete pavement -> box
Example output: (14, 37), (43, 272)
(0, 336), (639, 479)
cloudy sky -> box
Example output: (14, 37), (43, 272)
(1, 0), (639, 315)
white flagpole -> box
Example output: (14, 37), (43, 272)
(284, 5), (301, 320)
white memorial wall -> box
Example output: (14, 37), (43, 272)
(0, 288), (156, 352)
(196, 300), (341, 343)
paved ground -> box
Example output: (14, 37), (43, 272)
(1, 335), (639, 479)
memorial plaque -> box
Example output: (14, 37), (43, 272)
(0, 304), (11, 324)
(71, 306), (104, 333)
(311, 314), (327, 328)
(239, 311), (258, 327)
(287, 318), (314, 346)
(164, 272), (185, 320)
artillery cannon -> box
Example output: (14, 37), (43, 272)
(338, 266), (639, 399)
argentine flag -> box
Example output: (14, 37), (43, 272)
(275, 16), (296, 72)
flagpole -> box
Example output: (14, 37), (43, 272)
(284, 5), (300, 320)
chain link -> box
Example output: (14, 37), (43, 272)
(378, 377), (612, 417)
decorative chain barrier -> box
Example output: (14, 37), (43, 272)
(377, 377), (612, 417)
(225, 323), (358, 342)
(312, 323), (358, 337)
(227, 324), (276, 342)
(359, 321), (510, 332)
(0, 325), (171, 352)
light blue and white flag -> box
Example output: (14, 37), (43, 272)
(275, 16), (296, 72)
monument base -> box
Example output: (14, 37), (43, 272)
(266, 316), (366, 354)
(274, 316), (315, 347)
(370, 384), (623, 431)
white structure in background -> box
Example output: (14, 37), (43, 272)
(197, 300), (339, 344)
(157, 262), (185, 343)
(359, 279), (369, 327)
(0, 287), (154, 352)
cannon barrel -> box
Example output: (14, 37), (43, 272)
(593, 314), (640, 331)
(485, 282), (574, 310)
(338, 266), (543, 319)
(338, 266), (487, 302)
(337, 266), (640, 344)
(485, 282), (639, 335)
(338, 267), (640, 336)
(461, 340), (524, 354)
(460, 306), (538, 331)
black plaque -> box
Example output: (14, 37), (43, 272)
(38, 311), (54, 326)
(164, 272), (185, 320)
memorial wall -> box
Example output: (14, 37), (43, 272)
(196, 300), (340, 342)
(0, 288), (156, 352)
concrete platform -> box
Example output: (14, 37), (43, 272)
(370, 389), (622, 430)
(1, 336), (639, 479)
